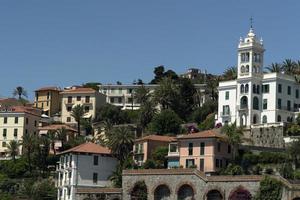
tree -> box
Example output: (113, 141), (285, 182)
(288, 139), (300, 169)
(221, 163), (243, 175)
(151, 65), (165, 84)
(71, 105), (85, 135)
(22, 134), (38, 173)
(56, 128), (67, 151)
(190, 100), (217, 124)
(138, 100), (157, 132)
(151, 146), (168, 168)
(282, 59), (296, 75)
(149, 109), (182, 135)
(266, 63), (282, 73)
(223, 66), (237, 80)
(106, 126), (134, 164)
(13, 86), (27, 100)
(94, 104), (122, 125)
(6, 140), (20, 162)
(134, 85), (151, 105)
(221, 123), (243, 160)
(153, 77), (179, 110)
(48, 130), (57, 155)
(255, 176), (282, 200)
(82, 82), (101, 91)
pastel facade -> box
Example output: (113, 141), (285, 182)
(99, 84), (207, 110)
(133, 135), (175, 166)
(168, 130), (232, 174)
(217, 27), (300, 128)
(34, 87), (61, 117)
(0, 106), (41, 158)
(60, 87), (106, 125)
(56, 142), (118, 200)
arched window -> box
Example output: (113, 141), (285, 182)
(229, 187), (252, 200)
(246, 65), (249, 72)
(240, 84), (245, 93)
(154, 185), (171, 200)
(262, 115), (267, 124)
(253, 115), (258, 124)
(206, 190), (223, 200)
(241, 66), (245, 73)
(246, 52), (250, 61)
(256, 85), (260, 94)
(131, 181), (148, 200)
(253, 97), (259, 110)
(240, 96), (248, 109)
(245, 84), (249, 93)
(253, 84), (256, 93)
(277, 115), (281, 122)
(177, 184), (194, 200)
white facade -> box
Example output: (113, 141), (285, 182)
(217, 27), (300, 127)
(57, 152), (118, 200)
(99, 84), (207, 110)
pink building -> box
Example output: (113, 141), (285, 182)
(133, 135), (175, 166)
(168, 129), (232, 175)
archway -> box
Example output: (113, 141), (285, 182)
(253, 97), (259, 110)
(253, 114), (258, 124)
(131, 181), (147, 200)
(293, 198), (300, 200)
(229, 187), (252, 200)
(154, 185), (171, 200)
(177, 184), (194, 200)
(240, 96), (248, 109)
(206, 190), (223, 200)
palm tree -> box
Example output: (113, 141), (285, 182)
(48, 130), (57, 155)
(266, 63), (282, 73)
(133, 85), (151, 105)
(282, 59), (296, 75)
(221, 123), (243, 161)
(222, 66), (237, 80)
(57, 127), (67, 151)
(288, 139), (300, 168)
(6, 140), (20, 162)
(71, 105), (85, 135)
(13, 86), (28, 100)
(139, 100), (157, 133)
(106, 126), (134, 164)
(22, 134), (37, 173)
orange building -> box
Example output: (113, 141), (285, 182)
(34, 87), (61, 117)
(168, 129), (232, 175)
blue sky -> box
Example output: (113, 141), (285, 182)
(1, 0), (300, 99)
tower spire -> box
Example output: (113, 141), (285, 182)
(250, 16), (253, 29)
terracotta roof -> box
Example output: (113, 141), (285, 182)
(39, 124), (77, 132)
(58, 142), (112, 155)
(135, 134), (176, 142)
(0, 98), (23, 107)
(0, 106), (41, 116)
(60, 87), (96, 94)
(76, 187), (122, 194)
(35, 86), (61, 92)
(177, 129), (228, 140)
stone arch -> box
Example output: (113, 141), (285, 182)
(130, 181), (148, 200)
(228, 186), (252, 200)
(240, 96), (248, 109)
(205, 189), (223, 200)
(154, 184), (171, 200)
(176, 183), (195, 200)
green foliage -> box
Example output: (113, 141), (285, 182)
(293, 170), (300, 179)
(82, 82), (101, 91)
(20, 179), (57, 200)
(71, 104), (85, 135)
(151, 146), (168, 168)
(190, 100), (217, 124)
(131, 181), (147, 200)
(143, 159), (156, 169)
(279, 163), (294, 179)
(222, 66), (237, 80)
(0, 158), (28, 178)
(64, 135), (86, 150)
(94, 104), (124, 125)
(288, 139), (300, 168)
(220, 164), (243, 175)
(198, 113), (216, 131)
(150, 65), (178, 84)
(255, 176), (282, 200)
(149, 109), (182, 135)
(13, 86), (27, 100)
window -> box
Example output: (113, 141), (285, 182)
(2, 142), (6, 147)
(222, 105), (230, 115)
(14, 117), (18, 124)
(245, 84), (249, 93)
(14, 129), (18, 138)
(67, 188), (71, 196)
(67, 117), (71, 122)
(200, 142), (205, 155)
(278, 84), (282, 93)
(225, 91), (229, 100)
(3, 129), (7, 138)
(47, 92), (50, 100)
(118, 97), (122, 103)
(68, 96), (72, 103)
(77, 96), (81, 101)
(256, 85), (260, 94)
(253, 84), (256, 93)
(188, 143), (193, 155)
(253, 97), (259, 110)
(296, 89), (299, 99)
(216, 159), (220, 168)
(67, 106), (72, 112)
(84, 106), (89, 112)
(3, 117), (7, 124)
(262, 84), (270, 93)
(128, 88), (133, 94)
(34, 120), (37, 127)
(200, 159), (204, 171)
(253, 115), (258, 124)
(85, 96), (90, 103)
(240, 85), (244, 93)
(185, 159), (195, 168)
(277, 115), (282, 122)
(110, 97), (115, 103)
(263, 99), (268, 110)
(288, 86), (291, 95)
(278, 98), (282, 109)
(68, 171), (72, 179)
(93, 173), (98, 184)
(26, 118), (28, 125)
(228, 145), (231, 154)
(262, 115), (267, 124)
(93, 155), (98, 165)
(287, 100), (291, 111)
(217, 142), (221, 152)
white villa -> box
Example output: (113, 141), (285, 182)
(217, 27), (300, 127)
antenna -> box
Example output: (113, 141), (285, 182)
(250, 17), (253, 29)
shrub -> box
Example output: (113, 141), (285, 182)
(143, 159), (156, 169)
(221, 164), (243, 175)
(255, 176), (282, 200)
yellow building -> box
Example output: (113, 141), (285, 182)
(34, 87), (61, 117)
(0, 106), (41, 158)
(60, 87), (106, 125)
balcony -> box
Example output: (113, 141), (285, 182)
(168, 143), (179, 157)
(220, 111), (231, 117)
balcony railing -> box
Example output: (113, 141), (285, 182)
(168, 151), (179, 157)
